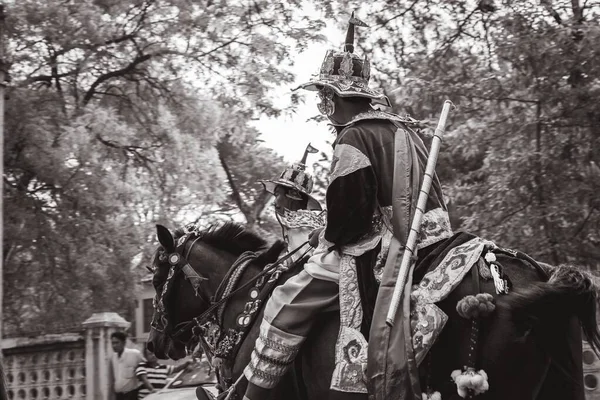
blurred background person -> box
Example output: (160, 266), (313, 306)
(136, 346), (192, 399)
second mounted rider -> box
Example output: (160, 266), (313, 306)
(259, 144), (325, 265)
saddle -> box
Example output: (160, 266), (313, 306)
(357, 232), (479, 338)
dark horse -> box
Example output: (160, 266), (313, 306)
(147, 222), (600, 400)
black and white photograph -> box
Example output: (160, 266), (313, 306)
(1, 1), (599, 399)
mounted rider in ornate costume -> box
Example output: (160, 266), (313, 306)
(259, 143), (325, 265)
(243, 13), (453, 400)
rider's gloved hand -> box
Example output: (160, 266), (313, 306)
(308, 227), (324, 248)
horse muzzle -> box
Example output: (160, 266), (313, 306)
(147, 327), (188, 360)
(147, 327), (170, 359)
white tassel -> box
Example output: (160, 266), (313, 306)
(485, 251), (508, 294)
(490, 264), (505, 294)
(422, 391), (442, 400)
(451, 368), (490, 398)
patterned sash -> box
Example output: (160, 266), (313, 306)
(330, 208), (454, 393)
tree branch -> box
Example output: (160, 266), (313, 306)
(572, 206), (596, 238)
(436, 5), (481, 57)
(94, 133), (157, 168)
(82, 53), (152, 105)
(375, 0), (420, 29)
(571, 0), (583, 22)
(24, 70), (78, 86)
(251, 189), (273, 222)
(217, 142), (251, 219)
(540, 0), (563, 24)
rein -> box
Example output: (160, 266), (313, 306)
(187, 241), (311, 396)
(171, 241), (310, 342)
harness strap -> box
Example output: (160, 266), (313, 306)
(214, 252), (258, 322)
(171, 241), (310, 340)
(171, 254), (254, 344)
(211, 248), (310, 396)
(229, 249), (309, 353)
(181, 263), (208, 292)
(196, 242), (309, 324)
(179, 234), (211, 304)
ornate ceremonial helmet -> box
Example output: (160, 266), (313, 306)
(295, 12), (391, 107)
(259, 144), (322, 211)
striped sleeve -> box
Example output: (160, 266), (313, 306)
(136, 362), (148, 377)
(324, 126), (378, 248)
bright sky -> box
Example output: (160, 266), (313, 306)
(252, 23), (344, 164)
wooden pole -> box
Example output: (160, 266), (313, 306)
(386, 100), (453, 326)
(0, 5), (7, 398)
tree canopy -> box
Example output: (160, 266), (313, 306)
(326, 0), (600, 268)
(4, 0), (600, 335)
(3, 0), (323, 335)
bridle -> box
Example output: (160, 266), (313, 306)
(151, 228), (310, 355)
(150, 231), (210, 342)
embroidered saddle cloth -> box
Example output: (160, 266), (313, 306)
(410, 235), (494, 365)
(332, 232), (493, 392)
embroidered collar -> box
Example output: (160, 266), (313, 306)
(279, 209), (326, 230)
(332, 110), (421, 127)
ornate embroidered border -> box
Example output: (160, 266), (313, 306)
(318, 73), (368, 85)
(244, 322), (303, 389)
(214, 329), (243, 359)
(410, 237), (494, 365)
(417, 208), (454, 250)
(331, 255), (369, 393)
(279, 209), (326, 230)
(339, 110), (422, 127)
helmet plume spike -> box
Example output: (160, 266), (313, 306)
(299, 143), (319, 167)
(344, 11), (368, 53)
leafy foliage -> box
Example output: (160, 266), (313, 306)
(329, 0), (600, 267)
(3, 0), (322, 335)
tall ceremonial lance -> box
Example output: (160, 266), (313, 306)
(386, 100), (454, 326)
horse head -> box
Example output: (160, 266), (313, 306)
(146, 222), (285, 361)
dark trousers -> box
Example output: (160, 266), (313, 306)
(116, 388), (139, 400)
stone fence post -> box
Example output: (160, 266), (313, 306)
(82, 313), (130, 400)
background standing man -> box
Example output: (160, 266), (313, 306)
(109, 331), (144, 400)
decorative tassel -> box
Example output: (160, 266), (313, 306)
(456, 293), (495, 319)
(490, 264), (505, 294)
(422, 391), (442, 400)
(477, 257), (492, 280)
(451, 368), (490, 398)
(485, 252), (510, 294)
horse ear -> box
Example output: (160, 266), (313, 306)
(156, 224), (175, 253)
